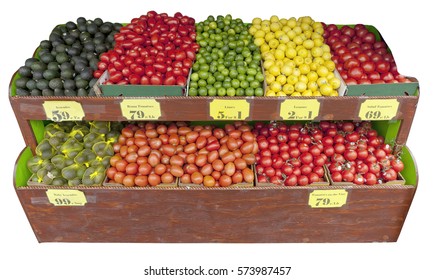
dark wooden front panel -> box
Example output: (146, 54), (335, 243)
(16, 186), (415, 243)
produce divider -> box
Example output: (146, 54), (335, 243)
(8, 13), (420, 242)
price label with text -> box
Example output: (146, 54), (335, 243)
(43, 101), (85, 122)
(308, 189), (348, 208)
(280, 99), (320, 120)
(46, 189), (87, 206)
(209, 99), (250, 120)
(358, 99), (399, 120)
(120, 99), (161, 120)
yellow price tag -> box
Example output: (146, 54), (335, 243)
(309, 189), (348, 208)
(46, 189), (87, 206)
(209, 99), (250, 120)
(120, 99), (161, 120)
(43, 101), (85, 122)
(358, 99), (399, 120)
(280, 99), (320, 120)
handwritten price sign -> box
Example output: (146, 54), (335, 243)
(209, 99), (250, 120)
(120, 99), (161, 120)
(43, 101), (85, 122)
(358, 99), (399, 121)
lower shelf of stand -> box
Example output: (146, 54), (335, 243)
(13, 147), (418, 243)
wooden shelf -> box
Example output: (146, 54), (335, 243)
(9, 95), (418, 152)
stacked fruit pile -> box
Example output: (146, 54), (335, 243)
(324, 121), (404, 185)
(188, 15), (264, 97)
(14, 18), (121, 96)
(13, 13), (415, 97)
(27, 121), (121, 186)
(93, 11), (198, 86)
(249, 16), (341, 97)
(106, 121), (256, 187)
(323, 23), (411, 84)
(252, 120), (404, 186)
(253, 121), (328, 186)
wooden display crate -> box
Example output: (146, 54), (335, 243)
(14, 146), (418, 243)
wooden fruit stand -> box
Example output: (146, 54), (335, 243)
(10, 89), (419, 242)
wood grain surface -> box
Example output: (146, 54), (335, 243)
(9, 95), (419, 152)
(15, 185), (415, 243)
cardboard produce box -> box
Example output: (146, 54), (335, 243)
(94, 70), (190, 97)
(330, 25), (419, 96)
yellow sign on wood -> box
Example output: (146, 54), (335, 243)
(309, 189), (348, 208)
(358, 99), (399, 120)
(46, 189), (87, 206)
(280, 99), (320, 120)
(209, 99), (250, 120)
(43, 101), (85, 122)
(120, 99), (162, 120)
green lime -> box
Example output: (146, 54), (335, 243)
(189, 88), (198, 96)
(238, 74), (246, 81)
(199, 64), (210, 72)
(236, 88), (245, 96)
(190, 72), (199, 82)
(245, 87), (254, 96)
(235, 46), (243, 54)
(209, 21), (217, 29)
(246, 75), (255, 83)
(198, 71), (209, 80)
(222, 81), (231, 89)
(240, 80), (249, 89)
(215, 72), (224, 81)
(216, 64), (225, 72)
(207, 75), (216, 85)
(231, 79), (240, 88)
(204, 54), (213, 63)
(209, 64), (218, 73)
(247, 68), (257, 76)
(254, 87), (264, 96)
(192, 63), (200, 72)
(217, 87), (226, 96)
(189, 81), (198, 89)
(226, 87), (236, 96)
(253, 52), (262, 61)
(211, 53), (219, 61)
(236, 60), (245, 67)
(229, 69), (238, 79)
(228, 41), (236, 49)
(250, 80), (261, 89)
(237, 65), (247, 74)
(208, 87), (217, 96)
(198, 87), (208, 96)
(255, 72), (265, 82)
(198, 79), (207, 88)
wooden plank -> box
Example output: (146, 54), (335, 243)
(15, 186), (415, 243)
(9, 95), (419, 150)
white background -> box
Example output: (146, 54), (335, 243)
(1, 1), (432, 279)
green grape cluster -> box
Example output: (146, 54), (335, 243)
(27, 120), (121, 186)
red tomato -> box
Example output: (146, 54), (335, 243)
(376, 61), (391, 74)
(150, 75), (162, 85)
(348, 66), (364, 80)
(344, 58), (360, 70)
